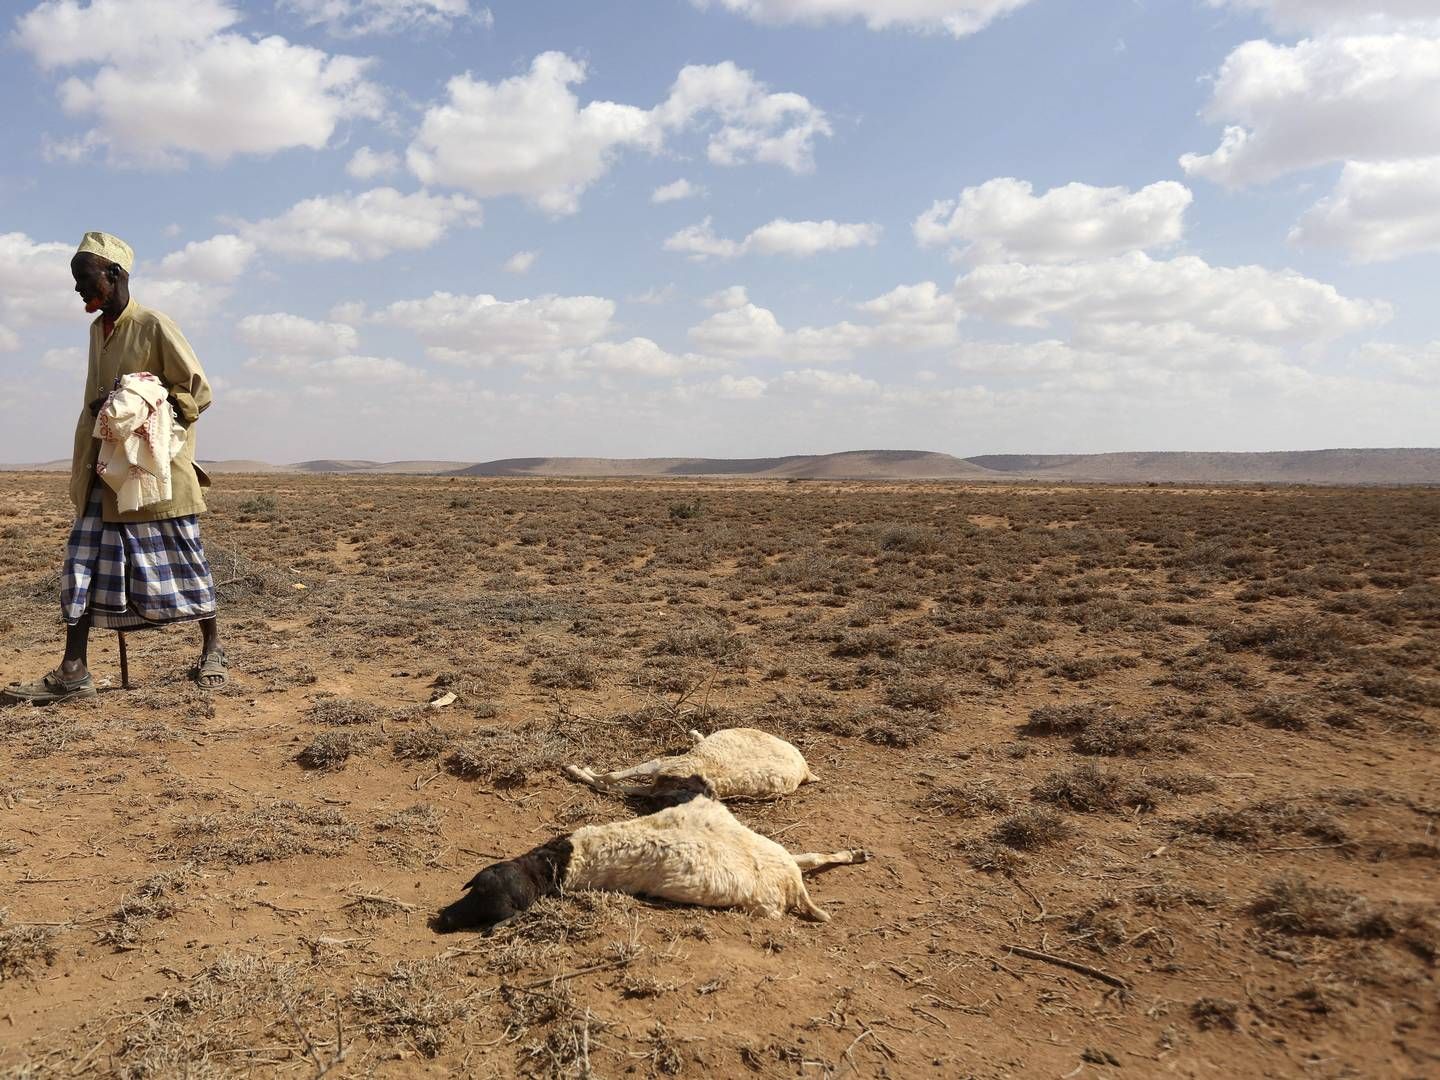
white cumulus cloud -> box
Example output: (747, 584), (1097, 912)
(503, 250), (539, 274)
(652, 178), (703, 203)
(16, 0), (385, 166)
(1207, 1), (1440, 34)
(771, 368), (880, 397)
(1289, 157), (1440, 261)
(346, 146), (401, 179)
(237, 312), (360, 354)
(0, 231), (84, 328)
(408, 52), (659, 215)
(153, 234), (256, 282)
(237, 187), (482, 260)
(1180, 33), (1440, 187)
(408, 53), (830, 213)
(691, 0), (1037, 38)
(579, 338), (726, 377)
(914, 178), (1192, 262)
(665, 217), (880, 259)
(952, 252), (1392, 343)
(375, 290), (615, 366)
(1352, 340), (1440, 382)
(280, 0), (484, 36)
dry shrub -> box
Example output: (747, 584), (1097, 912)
(165, 802), (357, 864)
(110, 954), (312, 1077)
(957, 839), (1025, 874)
(530, 654), (600, 690)
(1032, 763), (1157, 813)
(851, 705), (949, 747)
(882, 675), (953, 712)
(1023, 702), (1108, 735)
(990, 807), (1073, 850)
(919, 781), (1014, 817)
(373, 803), (443, 865)
(1066, 902), (1128, 953)
(1249, 877), (1389, 938)
(1248, 696), (1311, 731)
(98, 865), (200, 949)
(879, 524), (942, 554)
(1189, 997), (1240, 1031)
(392, 727), (451, 760)
(1072, 713), (1193, 757)
(444, 725), (571, 787)
(0, 911), (56, 981)
(832, 629), (901, 659)
(1145, 772), (1218, 796)
(653, 622), (753, 668)
(1185, 798), (1348, 847)
(348, 960), (476, 1058)
(306, 695), (392, 725)
(1134, 879), (1221, 910)
(296, 729), (377, 770)
(1211, 618), (1359, 662)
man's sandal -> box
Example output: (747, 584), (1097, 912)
(1, 670), (97, 706)
(195, 648), (228, 690)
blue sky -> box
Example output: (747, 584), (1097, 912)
(3, 0), (1438, 463)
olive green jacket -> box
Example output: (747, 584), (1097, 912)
(69, 300), (213, 523)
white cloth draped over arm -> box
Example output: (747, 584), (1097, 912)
(92, 372), (187, 514)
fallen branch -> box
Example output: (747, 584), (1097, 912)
(1001, 944), (1131, 990)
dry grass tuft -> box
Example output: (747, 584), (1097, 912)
(349, 961), (476, 1057)
(989, 807), (1073, 850)
(164, 801), (358, 864)
(918, 781), (1014, 817)
(1032, 763), (1157, 813)
(296, 729), (377, 770)
(1185, 798), (1348, 847)
(306, 695), (393, 725)
(0, 910), (56, 981)
(98, 865), (201, 950)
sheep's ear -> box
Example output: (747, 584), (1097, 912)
(462, 869), (486, 891)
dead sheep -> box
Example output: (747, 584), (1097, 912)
(563, 727), (818, 801)
(433, 784), (868, 932)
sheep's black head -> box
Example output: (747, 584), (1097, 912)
(647, 772), (718, 808)
(433, 836), (572, 933)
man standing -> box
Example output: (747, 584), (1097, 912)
(2, 232), (226, 704)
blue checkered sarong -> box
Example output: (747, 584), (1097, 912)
(61, 486), (217, 630)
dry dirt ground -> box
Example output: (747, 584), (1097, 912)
(0, 473), (1436, 1079)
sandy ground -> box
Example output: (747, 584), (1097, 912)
(0, 473), (1436, 1079)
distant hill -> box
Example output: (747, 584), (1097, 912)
(452, 450), (992, 479)
(966, 448), (1440, 485)
(4, 448), (1436, 484)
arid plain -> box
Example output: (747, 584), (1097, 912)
(0, 472), (1436, 1078)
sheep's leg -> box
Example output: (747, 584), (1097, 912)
(792, 849), (872, 873)
(562, 764), (602, 790)
(561, 762), (667, 797)
(788, 876), (832, 922)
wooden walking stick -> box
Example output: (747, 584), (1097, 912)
(117, 631), (130, 690)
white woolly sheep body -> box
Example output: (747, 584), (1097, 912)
(565, 796), (838, 918)
(435, 795), (869, 932)
(564, 727), (817, 801)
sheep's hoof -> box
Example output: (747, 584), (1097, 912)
(848, 849), (874, 864)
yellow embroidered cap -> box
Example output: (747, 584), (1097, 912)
(75, 231), (134, 272)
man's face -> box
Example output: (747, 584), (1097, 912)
(70, 253), (114, 315)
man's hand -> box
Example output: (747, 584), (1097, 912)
(87, 393), (109, 417)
